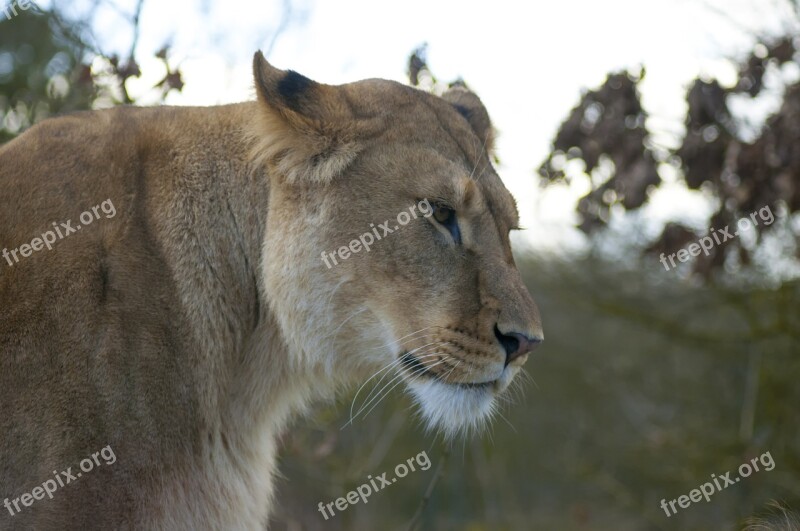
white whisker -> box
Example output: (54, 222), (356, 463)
(359, 357), (452, 421)
(324, 306), (367, 345)
(356, 343), (444, 410)
(469, 129), (490, 182)
(350, 348), (443, 423)
(342, 344), (443, 428)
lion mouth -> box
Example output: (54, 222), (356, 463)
(399, 351), (496, 390)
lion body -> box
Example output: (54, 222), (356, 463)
(0, 55), (542, 529)
(0, 103), (302, 529)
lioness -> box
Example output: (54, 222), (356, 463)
(0, 52), (542, 529)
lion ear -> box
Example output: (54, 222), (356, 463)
(441, 86), (495, 153)
(250, 51), (362, 184)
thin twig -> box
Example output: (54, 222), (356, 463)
(406, 447), (449, 531)
(698, 0), (759, 37)
(119, 0), (145, 104)
(264, 0), (292, 58)
(127, 0), (144, 61)
(48, 6), (104, 58)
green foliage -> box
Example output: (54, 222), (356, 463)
(0, 3), (183, 145)
(0, 8), (96, 143)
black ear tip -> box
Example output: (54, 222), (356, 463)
(442, 87), (494, 150)
(452, 103), (473, 121)
(277, 70), (315, 108)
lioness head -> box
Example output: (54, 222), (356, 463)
(249, 52), (543, 437)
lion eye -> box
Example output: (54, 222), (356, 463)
(433, 205), (453, 224)
(431, 203), (461, 244)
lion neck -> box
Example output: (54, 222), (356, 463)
(151, 102), (331, 525)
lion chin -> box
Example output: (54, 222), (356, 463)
(405, 366), (519, 439)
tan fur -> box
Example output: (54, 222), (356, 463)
(0, 52), (542, 529)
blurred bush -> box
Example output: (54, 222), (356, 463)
(539, 35), (800, 279)
(0, 2), (182, 144)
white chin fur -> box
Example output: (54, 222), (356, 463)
(406, 378), (496, 439)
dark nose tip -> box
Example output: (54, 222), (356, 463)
(494, 326), (542, 365)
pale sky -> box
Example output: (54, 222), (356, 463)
(55, 0), (797, 253)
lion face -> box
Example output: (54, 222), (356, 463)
(251, 53), (542, 437)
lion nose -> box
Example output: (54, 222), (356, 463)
(494, 326), (542, 366)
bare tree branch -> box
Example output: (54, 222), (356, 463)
(127, 0), (145, 62)
(698, 0), (760, 36)
(264, 0), (292, 58)
(406, 447), (449, 531)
